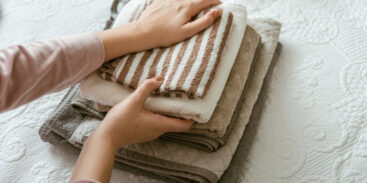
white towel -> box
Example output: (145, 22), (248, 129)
(79, 1), (247, 123)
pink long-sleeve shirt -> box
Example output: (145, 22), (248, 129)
(0, 32), (105, 112)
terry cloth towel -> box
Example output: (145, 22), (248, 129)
(79, 0), (248, 123)
(99, 9), (234, 99)
(71, 24), (263, 152)
(39, 18), (281, 183)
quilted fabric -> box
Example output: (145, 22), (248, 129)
(3, 0), (365, 182)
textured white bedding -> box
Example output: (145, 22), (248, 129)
(0, 0), (366, 182)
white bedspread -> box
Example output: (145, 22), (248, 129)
(0, 0), (366, 182)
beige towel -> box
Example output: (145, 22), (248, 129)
(99, 9), (234, 99)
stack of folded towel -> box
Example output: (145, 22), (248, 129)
(39, 0), (281, 182)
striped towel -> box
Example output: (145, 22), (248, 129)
(99, 9), (233, 98)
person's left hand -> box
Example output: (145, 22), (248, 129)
(95, 76), (194, 148)
(137, 0), (223, 47)
(98, 0), (222, 62)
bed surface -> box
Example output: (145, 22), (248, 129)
(1, 0), (366, 182)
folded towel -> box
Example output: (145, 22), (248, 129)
(99, 8), (234, 99)
(79, 1), (248, 123)
(71, 25), (262, 152)
(39, 18), (281, 183)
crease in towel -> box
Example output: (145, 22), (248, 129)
(99, 9), (234, 99)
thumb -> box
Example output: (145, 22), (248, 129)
(131, 76), (164, 105)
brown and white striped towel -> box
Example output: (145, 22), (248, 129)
(99, 9), (233, 98)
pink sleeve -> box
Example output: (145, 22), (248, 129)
(0, 32), (105, 112)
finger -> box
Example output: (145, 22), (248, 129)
(187, 0), (222, 17)
(131, 76), (164, 105)
(154, 114), (194, 132)
(182, 9), (222, 39)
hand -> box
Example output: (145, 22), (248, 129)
(137, 0), (223, 47)
(98, 0), (222, 62)
(72, 76), (193, 182)
(95, 76), (194, 148)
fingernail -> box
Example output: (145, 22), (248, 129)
(155, 75), (164, 82)
(217, 9), (223, 16)
(214, 9), (223, 17)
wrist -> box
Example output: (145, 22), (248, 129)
(72, 125), (117, 182)
(93, 124), (121, 151)
(134, 20), (160, 48)
(97, 22), (151, 62)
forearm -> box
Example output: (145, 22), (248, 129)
(71, 127), (117, 183)
(0, 33), (104, 112)
(97, 22), (155, 62)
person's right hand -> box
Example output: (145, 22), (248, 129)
(95, 76), (194, 148)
